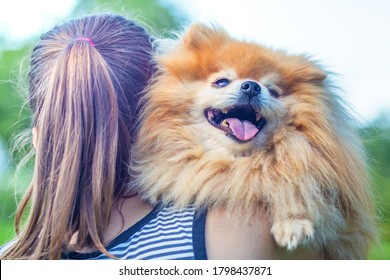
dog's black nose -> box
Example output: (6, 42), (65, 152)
(240, 81), (261, 99)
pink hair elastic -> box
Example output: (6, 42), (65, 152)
(75, 37), (95, 47)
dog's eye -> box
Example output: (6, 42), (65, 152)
(269, 88), (279, 98)
(213, 78), (230, 88)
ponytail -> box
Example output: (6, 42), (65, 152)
(2, 14), (153, 259)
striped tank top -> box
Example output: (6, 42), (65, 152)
(61, 205), (207, 260)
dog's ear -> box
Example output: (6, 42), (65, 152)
(155, 23), (229, 80)
(298, 63), (326, 84)
(181, 23), (228, 51)
(284, 55), (327, 84)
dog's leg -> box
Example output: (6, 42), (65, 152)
(270, 189), (315, 250)
(270, 215), (314, 250)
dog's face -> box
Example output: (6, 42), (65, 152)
(194, 68), (285, 153)
(155, 24), (327, 156)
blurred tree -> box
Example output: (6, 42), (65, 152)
(0, 47), (31, 147)
(360, 116), (390, 258)
(362, 119), (390, 224)
(72, 0), (187, 36)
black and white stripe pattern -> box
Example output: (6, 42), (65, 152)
(1, 205), (207, 260)
(95, 205), (196, 260)
(63, 205), (202, 260)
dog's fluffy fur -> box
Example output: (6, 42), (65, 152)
(132, 24), (378, 259)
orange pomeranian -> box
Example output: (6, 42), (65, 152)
(132, 24), (378, 259)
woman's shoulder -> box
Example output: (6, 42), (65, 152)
(205, 207), (328, 260)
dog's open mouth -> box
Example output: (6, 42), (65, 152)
(204, 104), (266, 142)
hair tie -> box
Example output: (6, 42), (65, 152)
(75, 37), (95, 47)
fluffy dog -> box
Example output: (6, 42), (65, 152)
(132, 24), (377, 259)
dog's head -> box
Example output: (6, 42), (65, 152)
(149, 24), (331, 156)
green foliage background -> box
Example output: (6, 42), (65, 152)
(0, 0), (389, 259)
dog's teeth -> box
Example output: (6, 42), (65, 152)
(222, 108), (228, 114)
(256, 112), (262, 121)
(221, 120), (229, 128)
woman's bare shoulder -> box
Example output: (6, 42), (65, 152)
(205, 207), (327, 260)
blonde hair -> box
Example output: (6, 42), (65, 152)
(2, 14), (154, 259)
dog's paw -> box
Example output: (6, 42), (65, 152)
(271, 218), (314, 250)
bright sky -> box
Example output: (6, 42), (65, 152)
(164, 0), (390, 124)
(1, 0), (389, 123)
(0, 0), (77, 43)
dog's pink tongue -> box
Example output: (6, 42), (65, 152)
(225, 118), (259, 141)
